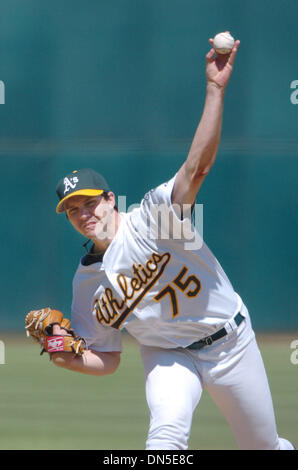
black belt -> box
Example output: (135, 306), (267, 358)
(187, 312), (245, 351)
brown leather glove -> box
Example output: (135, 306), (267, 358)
(42, 334), (86, 356)
(25, 307), (86, 356)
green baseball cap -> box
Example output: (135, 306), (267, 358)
(56, 168), (110, 214)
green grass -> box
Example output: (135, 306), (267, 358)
(0, 333), (297, 450)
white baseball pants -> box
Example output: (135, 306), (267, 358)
(140, 308), (294, 450)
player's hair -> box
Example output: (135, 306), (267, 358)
(102, 192), (118, 212)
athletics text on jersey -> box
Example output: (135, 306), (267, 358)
(71, 174), (243, 350)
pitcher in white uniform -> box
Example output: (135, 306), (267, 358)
(51, 37), (295, 450)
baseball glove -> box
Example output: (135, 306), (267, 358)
(25, 307), (86, 356)
(25, 307), (72, 342)
(41, 334), (87, 356)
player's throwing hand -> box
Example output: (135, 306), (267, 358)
(206, 34), (240, 89)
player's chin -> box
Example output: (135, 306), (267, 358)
(82, 227), (97, 238)
(77, 227), (94, 240)
(81, 222), (98, 236)
(81, 222), (110, 241)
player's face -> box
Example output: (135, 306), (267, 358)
(64, 194), (116, 240)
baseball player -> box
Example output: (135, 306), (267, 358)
(26, 37), (295, 450)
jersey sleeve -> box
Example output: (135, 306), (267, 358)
(71, 309), (122, 353)
(138, 174), (201, 248)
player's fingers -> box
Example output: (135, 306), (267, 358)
(228, 39), (240, 66)
(52, 324), (68, 335)
(206, 47), (215, 62)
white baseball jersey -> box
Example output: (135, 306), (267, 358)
(71, 174), (244, 352)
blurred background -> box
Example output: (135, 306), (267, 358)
(0, 0), (297, 330)
(0, 0), (297, 450)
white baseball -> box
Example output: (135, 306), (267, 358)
(213, 32), (235, 54)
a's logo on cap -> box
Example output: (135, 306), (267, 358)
(63, 176), (79, 194)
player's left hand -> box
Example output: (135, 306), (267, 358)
(206, 35), (240, 89)
(25, 307), (87, 356)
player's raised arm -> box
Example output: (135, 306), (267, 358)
(171, 34), (240, 208)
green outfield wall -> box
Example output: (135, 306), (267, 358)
(0, 0), (297, 330)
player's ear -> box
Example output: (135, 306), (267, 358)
(103, 191), (118, 212)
